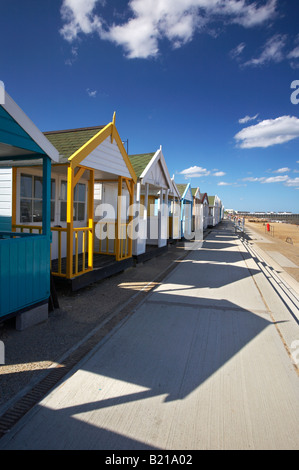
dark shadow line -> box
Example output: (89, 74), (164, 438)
(238, 235), (299, 326)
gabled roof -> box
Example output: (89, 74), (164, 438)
(129, 147), (173, 190)
(129, 153), (155, 178)
(208, 195), (215, 206)
(44, 126), (104, 163)
(199, 192), (209, 204)
(171, 178), (181, 199)
(176, 182), (193, 201)
(192, 187), (200, 198)
(176, 184), (187, 197)
(43, 116), (137, 183)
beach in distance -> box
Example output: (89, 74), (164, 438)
(244, 218), (299, 282)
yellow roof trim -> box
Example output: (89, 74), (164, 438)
(113, 127), (137, 184)
(69, 123), (112, 169)
(68, 119), (137, 183)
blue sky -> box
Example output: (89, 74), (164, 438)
(1, 0), (299, 212)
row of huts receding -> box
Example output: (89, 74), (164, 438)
(0, 90), (223, 326)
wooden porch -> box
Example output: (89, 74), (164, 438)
(52, 252), (134, 291)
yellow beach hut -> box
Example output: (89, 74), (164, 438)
(12, 114), (137, 290)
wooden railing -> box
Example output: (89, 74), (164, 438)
(13, 224), (92, 278)
(13, 220), (132, 279)
(14, 224), (43, 234)
(50, 227), (65, 276)
(94, 220), (131, 261)
(94, 221), (116, 256)
(117, 222), (130, 260)
(73, 226), (93, 277)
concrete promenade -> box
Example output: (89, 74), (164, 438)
(1, 221), (298, 450)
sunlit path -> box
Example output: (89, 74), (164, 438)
(1, 222), (298, 450)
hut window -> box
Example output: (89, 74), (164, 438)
(20, 174), (55, 223)
(74, 183), (86, 221)
(60, 181), (86, 222)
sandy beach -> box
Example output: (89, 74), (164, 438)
(244, 219), (299, 282)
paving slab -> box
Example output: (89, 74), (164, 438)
(261, 251), (298, 268)
(1, 222), (298, 450)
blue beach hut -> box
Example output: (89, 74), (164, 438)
(0, 89), (59, 327)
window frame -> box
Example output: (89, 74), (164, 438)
(19, 172), (56, 224)
(59, 180), (87, 223)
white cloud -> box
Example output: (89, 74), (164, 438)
(218, 181), (231, 186)
(230, 42), (246, 60)
(60, 0), (104, 42)
(243, 174), (299, 188)
(65, 46), (78, 65)
(244, 34), (287, 67)
(288, 46), (299, 59)
(285, 177), (299, 187)
(86, 88), (97, 97)
(274, 167), (290, 173)
(235, 115), (299, 148)
(60, 0), (278, 59)
(261, 175), (289, 183)
(213, 171), (226, 177)
(242, 177), (263, 182)
(179, 165), (210, 178)
(238, 113), (259, 124)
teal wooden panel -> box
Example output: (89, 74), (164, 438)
(0, 106), (45, 154)
(0, 241), (10, 316)
(0, 236), (50, 318)
(0, 216), (11, 231)
(9, 235), (18, 313)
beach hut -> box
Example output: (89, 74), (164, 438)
(12, 114), (137, 291)
(191, 187), (203, 237)
(199, 191), (210, 230)
(0, 89), (59, 326)
(176, 183), (193, 239)
(168, 178), (181, 242)
(208, 195), (222, 226)
(128, 147), (175, 260)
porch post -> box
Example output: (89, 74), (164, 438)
(42, 156), (51, 238)
(165, 188), (169, 241)
(66, 166), (74, 278)
(158, 188), (163, 247)
(128, 179), (134, 257)
(88, 169), (94, 269)
(144, 183), (149, 245)
(144, 183), (149, 220)
(11, 167), (17, 232)
(116, 176), (122, 261)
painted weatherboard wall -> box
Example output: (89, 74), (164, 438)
(80, 136), (131, 179)
(0, 168), (12, 231)
(181, 185), (193, 238)
(130, 149), (172, 256)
